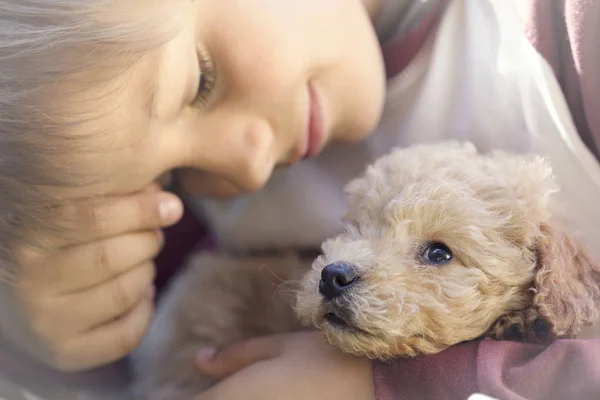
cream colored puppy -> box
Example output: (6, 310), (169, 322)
(132, 142), (600, 399)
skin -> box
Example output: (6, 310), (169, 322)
(195, 331), (375, 400)
(66, 0), (385, 198)
(14, 0), (387, 376)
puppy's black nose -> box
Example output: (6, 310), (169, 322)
(319, 262), (357, 299)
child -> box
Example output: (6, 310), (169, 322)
(0, 0), (599, 399)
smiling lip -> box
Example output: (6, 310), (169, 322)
(303, 82), (325, 159)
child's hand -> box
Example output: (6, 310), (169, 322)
(194, 331), (374, 400)
(13, 184), (183, 372)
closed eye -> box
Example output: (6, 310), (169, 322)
(193, 46), (217, 107)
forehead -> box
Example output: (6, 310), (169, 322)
(376, 180), (494, 234)
(349, 160), (516, 244)
(65, 53), (157, 149)
(60, 0), (189, 126)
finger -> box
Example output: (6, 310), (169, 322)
(143, 182), (162, 193)
(53, 295), (154, 372)
(47, 189), (183, 248)
(195, 334), (285, 379)
(57, 261), (156, 334)
(33, 230), (163, 293)
(26, 261), (155, 342)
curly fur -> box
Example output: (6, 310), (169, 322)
(131, 141), (600, 398)
(296, 142), (600, 358)
(131, 253), (306, 400)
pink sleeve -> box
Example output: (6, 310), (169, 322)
(476, 338), (600, 399)
(373, 340), (479, 400)
(520, 0), (600, 158)
(154, 203), (212, 296)
(373, 338), (600, 400)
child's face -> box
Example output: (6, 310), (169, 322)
(71, 0), (385, 198)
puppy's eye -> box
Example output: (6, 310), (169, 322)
(420, 242), (453, 265)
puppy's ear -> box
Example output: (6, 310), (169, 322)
(485, 152), (559, 246)
(490, 222), (600, 342)
(532, 222), (600, 337)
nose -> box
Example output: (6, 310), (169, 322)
(319, 262), (358, 299)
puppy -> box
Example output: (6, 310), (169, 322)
(131, 141), (600, 399)
(131, 253), (306, 399)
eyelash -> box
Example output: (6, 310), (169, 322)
(194, 48), (217, 107)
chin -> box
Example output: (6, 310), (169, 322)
(328, 50), (386, 143)
(295, 288), (424, 360)
(338, 88), (385, 144)
(320, 325), (424, 360)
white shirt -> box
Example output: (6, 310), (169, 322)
(194, 0), (600, 260)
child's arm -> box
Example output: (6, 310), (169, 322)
(194, 332), (600, 400)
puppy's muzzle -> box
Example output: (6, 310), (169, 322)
(319, 261), (358, 299)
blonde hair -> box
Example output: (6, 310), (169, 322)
(0, 0), (181, 266)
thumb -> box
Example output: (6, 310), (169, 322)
(195, 334), (285, 379)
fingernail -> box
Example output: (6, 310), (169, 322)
(159, 197), (182, 224)
(197, 347), (217, 361)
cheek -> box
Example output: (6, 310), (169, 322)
(93, 149), (172, 194)
(205, 5), (307, 95)
(295, 268), (324, 322)
(410, 267), (499, 337)
(352, 266), (489, 335)
(321, 4), (385, 143)
(353, 272), (417, 326)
